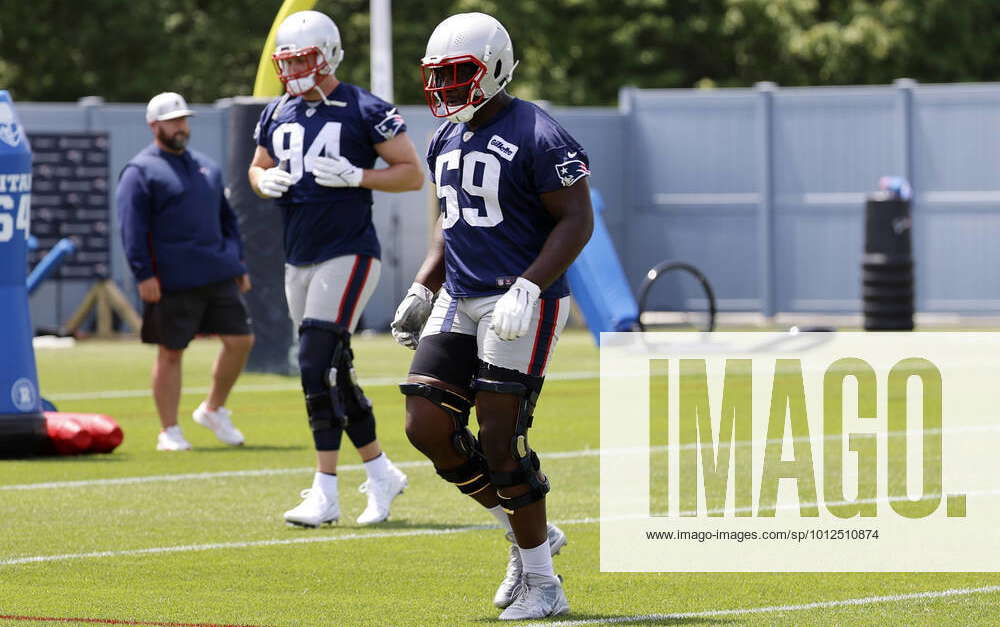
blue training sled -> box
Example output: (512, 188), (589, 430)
(566, 189), (640, 344)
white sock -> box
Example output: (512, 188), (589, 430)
(487, 505), (514, 534)
(363, 453), (391, 481)
(315, 471), (338, 497)
(519, 541), (556, 578)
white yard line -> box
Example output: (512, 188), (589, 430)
(0, 466), (317, 491)
(0, 524), (495, 566)
(545, 585), (1000, 625)
(0, 449), (600, 491)
(0, 516), (596, 566)
(5, 488), (1000, 565)
(43, 370), (600, 401)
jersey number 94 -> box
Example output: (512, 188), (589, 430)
(272, 121), (342, 183)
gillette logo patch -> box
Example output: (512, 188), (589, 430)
(487, 135), (519, 161)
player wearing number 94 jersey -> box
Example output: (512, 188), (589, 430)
(391, 12), (593, 622)
(248, 10), (423, 530)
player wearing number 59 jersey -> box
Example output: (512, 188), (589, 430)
(426, 98), (588, 302)
(391, 12), (593, 621)
(248, 10), (423, 529)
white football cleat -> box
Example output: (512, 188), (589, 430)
(156, 425), (192, 451)
(498, 572), (569, 620)
(494, 524), (568, 608)
(284, 488), (340, 528)
(356, 464), (408, 524)
(192, 402), (244, 446)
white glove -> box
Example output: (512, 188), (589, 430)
(257, 167), (292, 198)
(391, 282), (435, 349)
(312, 155), (363, 188)
(490, 277), (541, 341)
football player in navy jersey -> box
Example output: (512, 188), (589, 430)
(391, 12), (593, 620)
(248, 10), (423, 528)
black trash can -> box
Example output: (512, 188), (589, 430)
(862, 188), (914, 331)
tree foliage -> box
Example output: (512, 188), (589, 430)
(2, 0), (998, 106)
(0, 1), (277, 102)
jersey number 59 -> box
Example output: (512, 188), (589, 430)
(435, 149), (502, 229)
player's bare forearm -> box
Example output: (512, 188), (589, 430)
(521, 178), (594, 290)
(367, 133), (424, 193)
(414, 216), (446, 292)
(247, 166), (268, 198)
(360, 162), (424, 193)
(248, 147), (276, 199)
(521, 215), (592, 289)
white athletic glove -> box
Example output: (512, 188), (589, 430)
(490, 277), (541, 341)
(391, 282), (435, 349)
(257, 167), (292, 198)
(312, 155), (363, 188)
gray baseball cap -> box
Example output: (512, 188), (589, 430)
(146, 92), (195, 123)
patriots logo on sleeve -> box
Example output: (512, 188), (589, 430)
(374, 108), (405, 140)
(554, 154), (590, 187)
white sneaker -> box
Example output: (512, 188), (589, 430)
(356, 464), (408, 524)
(192, 402), (244, 446)
(494, 524), (568, 608)
(156, 425), (192, 451)
(284, 488), (340, 528)
(498, 572), (569, 620)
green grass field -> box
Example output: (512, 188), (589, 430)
(2, 330), (1000, 626)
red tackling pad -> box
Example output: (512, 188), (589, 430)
(44, 412), (123, 455)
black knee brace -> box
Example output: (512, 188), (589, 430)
(400, 382), (478, 458)
(473, 362), (549, 513)
(399, 382), (490, 495)
(335, 340), (377, 448)
(336, 342), (375, 425)
(300, 319), (377, 450)
(436, 455), (491, 496)
(299, 319), (349, 450)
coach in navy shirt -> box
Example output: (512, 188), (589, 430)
(117, 92), (254, 452)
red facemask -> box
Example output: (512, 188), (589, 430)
(421, 56), (487, 120)
(272, 48), (329, 96)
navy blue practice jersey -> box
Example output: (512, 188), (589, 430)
(255, 82), (407, 265)
(426, 98), (590, 300)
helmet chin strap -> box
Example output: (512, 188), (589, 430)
(283, 71), (346, 107)
(311, 82), (347, 108)
(447, 88), (496, 124)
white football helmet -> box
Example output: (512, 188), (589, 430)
(272, 10), (345, 97)
(421, 13), (518, 123)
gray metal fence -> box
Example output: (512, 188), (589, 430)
(18, 79), (1000, 333)
(617, 80), (1000, 316)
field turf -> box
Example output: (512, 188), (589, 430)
(2, 330), (999, 626)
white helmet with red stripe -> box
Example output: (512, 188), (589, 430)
(421, 13), (518, 124)
(272, 10), (345, 97)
